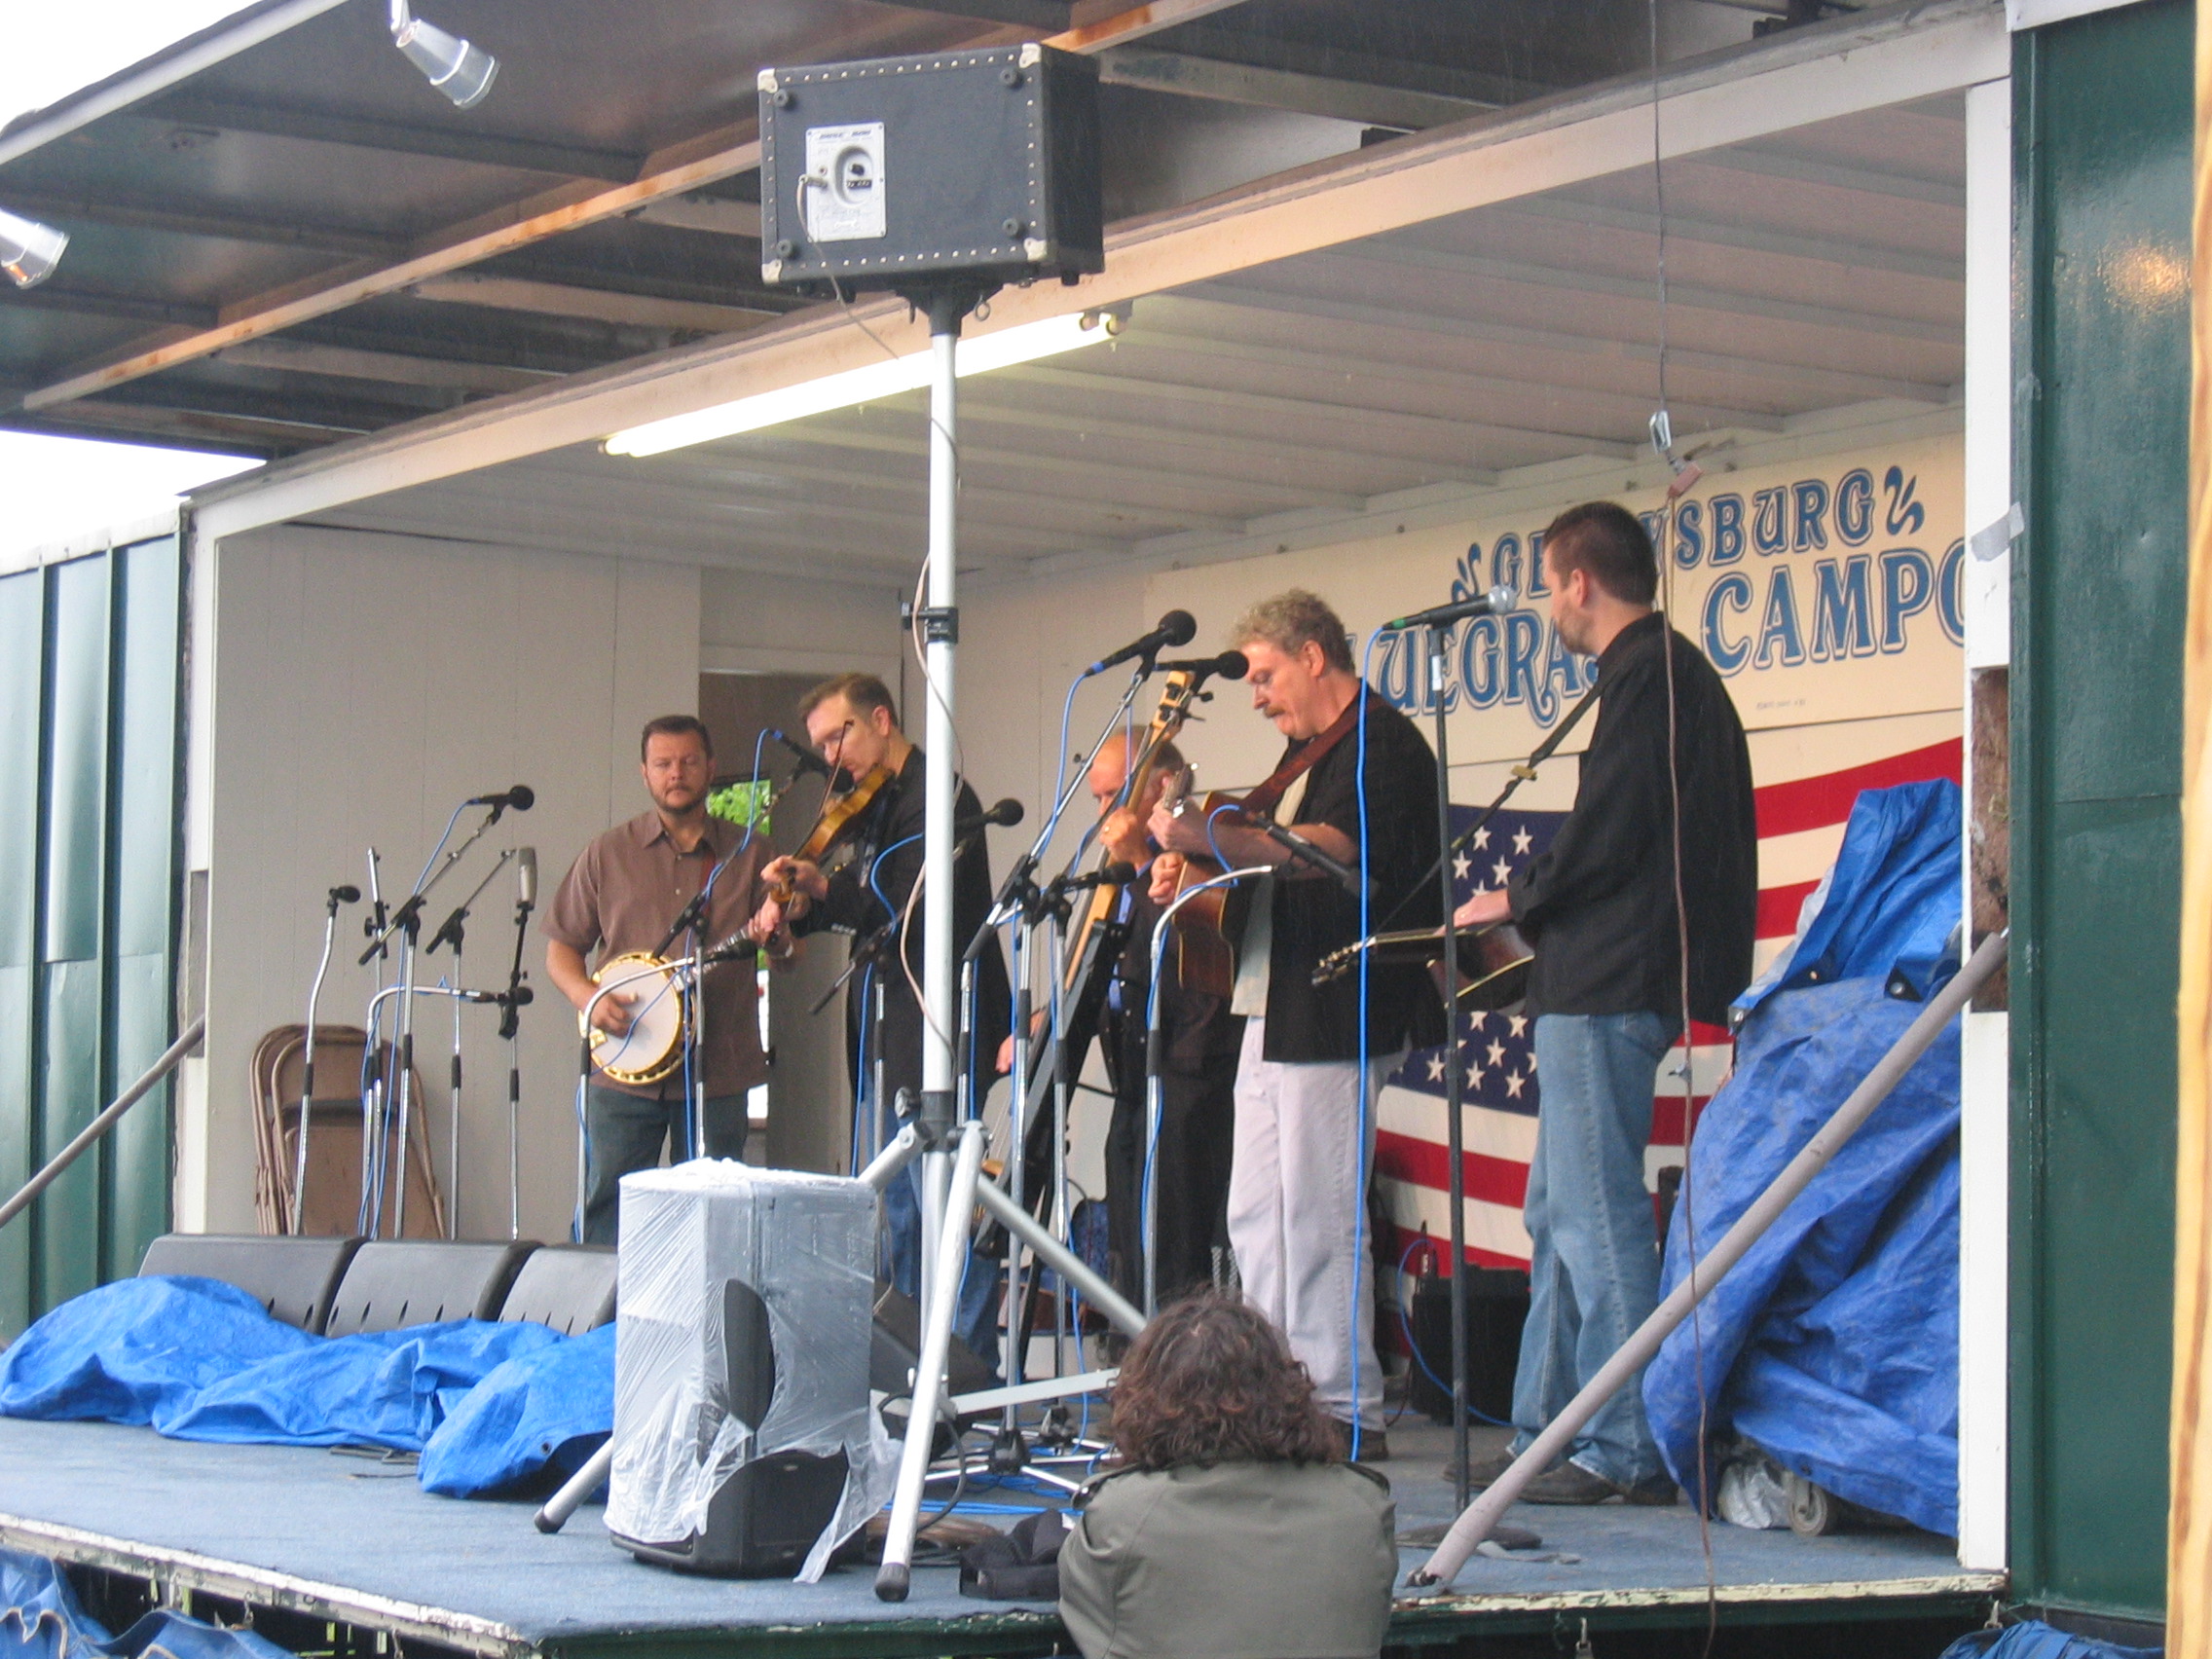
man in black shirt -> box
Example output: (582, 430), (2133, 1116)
(1455, 503), (1756, 1504)
(1082, 731), (1245, 1307)
(1151, 590), (1443, 1447)
(753, 672), (1011, 1357)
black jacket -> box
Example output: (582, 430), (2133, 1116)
(1506, 613), (1757, 1026)
(795, 747), (1013, 1102)
(1260, 690), (1447, 1064)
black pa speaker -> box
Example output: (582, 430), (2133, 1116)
(757, 43), (1102, 296)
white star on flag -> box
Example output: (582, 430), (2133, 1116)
(1491, 858), (1512, 885)
(1472, 828), (1491, 850)
(1453, 853), (1471, 880)
(1486, 1039), (1506, 1067)
(1512, 828), (1533, 855)
(1508, 1014), (1528, 1037)
(1426, 1053), (1447, 1081)
(1505, 1071), (1527, 1098)
(1466, 1065), (1485, 1089)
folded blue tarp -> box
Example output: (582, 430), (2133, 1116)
(1, 1548), (296, 1659)
(1736, 776), (1963, 1015)
(1645, 776), (1965, 1536)
(419, 1322), (612, 1496)
(1644, 976), (1962, 1532)
(0, 1277), (611, 1497)
(1938, 1620), (2161, 1659)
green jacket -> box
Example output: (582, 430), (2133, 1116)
(1057, 1459), (1397, 1659)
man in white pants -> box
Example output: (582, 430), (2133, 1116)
(1151, 590), (1444, 1452)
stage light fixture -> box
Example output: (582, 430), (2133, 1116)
(389, 0), (498, 109)
(0, 207), (67, 289)
(604, 307), (1128, 460)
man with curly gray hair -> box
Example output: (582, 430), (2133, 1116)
(1149, 588), (1444, 1452)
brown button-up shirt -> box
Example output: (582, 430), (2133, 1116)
(542, 810), (771, 1098)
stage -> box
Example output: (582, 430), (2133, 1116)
(0, 1415), (2002, 1657)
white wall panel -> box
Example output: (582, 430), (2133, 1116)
(194, 526), (696, 1239)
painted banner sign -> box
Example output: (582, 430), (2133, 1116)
(1151, 433), (1964, 781)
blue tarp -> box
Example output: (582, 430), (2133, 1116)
(1644, 779), (1965, 1535)
(0, 1548), (297, 1659)
(0, 1277), (611, 1497)
(1736, 777), (1964, 1015)
(1938, 1621), (2161, 1659)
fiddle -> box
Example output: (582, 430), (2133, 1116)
(769, 761), (897, 906)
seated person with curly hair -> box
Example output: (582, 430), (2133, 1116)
(1059, 1293), (1399, 1659)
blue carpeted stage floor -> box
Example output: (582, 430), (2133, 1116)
(0, 1416), (2001, 1657)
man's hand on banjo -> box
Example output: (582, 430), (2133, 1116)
(588, 985), (637, 1037)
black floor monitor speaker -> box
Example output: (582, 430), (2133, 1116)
(1409, 1266), (1530, 1426)
(757, 43), (1101, 297)
(608, 1165), (874, 1578)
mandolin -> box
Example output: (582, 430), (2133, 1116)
(1310, 920), (1533, 1013)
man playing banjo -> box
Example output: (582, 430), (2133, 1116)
(544, 714), (780, 1244)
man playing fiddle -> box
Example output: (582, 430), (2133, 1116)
(750, 673), (1010, 1350)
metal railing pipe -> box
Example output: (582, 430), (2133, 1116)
(0, 1016), (204, 1233)
(1410, 932), (2007, 1588)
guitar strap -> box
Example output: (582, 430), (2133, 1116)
(1238, 688), (1371, 823)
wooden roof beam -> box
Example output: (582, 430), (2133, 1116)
(20, 0), (1258, 417)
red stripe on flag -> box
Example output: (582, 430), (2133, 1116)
(1758, 879), (1819, 939)
(1376, 1129), (1530, 1210)
(1753, 738), (1961, 838)
(1649, 1094), (1712, 1144)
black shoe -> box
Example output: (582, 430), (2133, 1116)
(1522, 1461), (1681, 1506)
(1444, 1449), (1552, 1489)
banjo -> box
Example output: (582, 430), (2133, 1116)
(582, 952), (691, 1086)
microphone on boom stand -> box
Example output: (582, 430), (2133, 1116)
(770, 729), (835, 781)
(1380, 585), (1517, 632)
(1088, 609), (1196, 677)
(467, 784), (536, 824)
(1155, 648), (1249, 683)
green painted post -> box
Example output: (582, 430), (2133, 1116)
(2010, 0), (2193, 1622)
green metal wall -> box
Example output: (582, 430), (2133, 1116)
(0, 537), (185, 1340)
(2010, 0), (2191, 1621)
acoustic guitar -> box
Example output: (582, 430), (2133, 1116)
(1310, 920), (1533, 1013)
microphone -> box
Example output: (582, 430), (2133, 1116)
(964, 797), (1025, 830)
(516, 847), (537, 909)
(1157, 648), (1248, 682)
(771, 729), (833, 780)
(1089, 609), (1197, 675)
(1382, 585), (1517, 631)
(329, 884), (361, 905)
(1259, 823), (1374, 900)
(468, 784), (535, 820)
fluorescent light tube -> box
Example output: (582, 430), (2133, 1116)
(605, 310), (1121, 459)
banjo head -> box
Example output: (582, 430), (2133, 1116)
(583, 951), (687, 1086)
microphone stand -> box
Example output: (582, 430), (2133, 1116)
(1423, 620), (1473, 1514)
(970, 663), (1152, 1422)
(360, 799), (507, 1237)
(499, 874), (535, 1241)
(424, 849), (514, 1240)
(359, 850), (388, 1235)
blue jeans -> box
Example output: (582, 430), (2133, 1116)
(1511, 1011), (1677, 1486)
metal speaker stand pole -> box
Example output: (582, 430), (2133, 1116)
(911, 285), (974, 1359)
(448, 932), (464, 1237)
(1427, 622), (1473, 1513)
